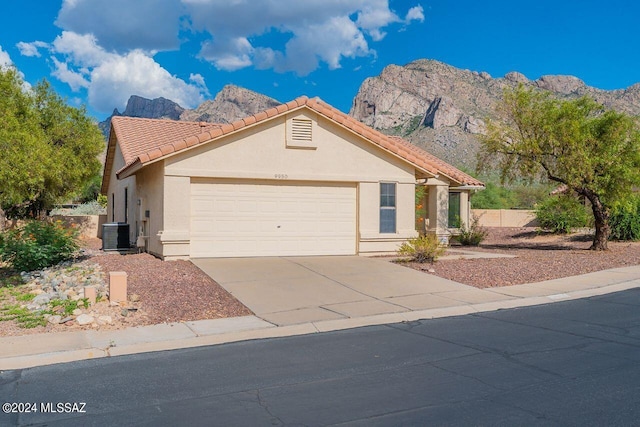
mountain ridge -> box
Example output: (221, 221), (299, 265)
(349, 59), (640, 168)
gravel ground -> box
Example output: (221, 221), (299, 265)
(90, 252), (252, 324)
(0, 239), (251, 337)
(414, 227), (640, 287)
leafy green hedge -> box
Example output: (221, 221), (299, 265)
(535, 195), (590, 234)
(0, 221), (79, 272)
(610, 196), (640, 241)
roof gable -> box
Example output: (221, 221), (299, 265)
(104, 97), (483, 188)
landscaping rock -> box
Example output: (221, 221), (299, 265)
(72, 308), (82, 316)
(47, 315), (62, 325)
(32, 293), (51, 306)
(98, 315), (113, 325)
(76, 314), (95, 325)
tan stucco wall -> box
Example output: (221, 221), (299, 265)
(472, 209), (538, 227)
(135, 161), (165, 256)
(162, 110), (419, 256)
(106, 144), (136, 244)
(50, 215), (107, 239)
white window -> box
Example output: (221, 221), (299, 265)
(380, 183), (396, 233)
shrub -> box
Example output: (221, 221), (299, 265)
(50, 200), (106, 215)
(0, 221), (79, 271)
(457, 216), (489, 246)
(397, 234), (446, 263)
(609, 196), (640, 241)
(535, 195), (589, 234)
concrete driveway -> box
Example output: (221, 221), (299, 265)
(192, 256), (511, 326)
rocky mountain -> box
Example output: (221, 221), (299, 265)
(180, 84), (281, 123)
(350, 59), (640, 169)
(98, 85), (280, 139)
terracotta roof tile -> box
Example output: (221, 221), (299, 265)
(109, 96), (483, 187)
(160, 145), (175, 156)
(254, 111), (268, 121)
(208, 128), (223, 138)
(173, 140), (187, 151)
(147, 149), (163, 161)
(184, 136), (200, 147)
(265, 107), (279, 118)
(197, 132), (212, 143)
(219, 123), (235, 133)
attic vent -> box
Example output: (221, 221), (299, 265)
(287, 117), (316, 148)
(291, 118), (313, 141)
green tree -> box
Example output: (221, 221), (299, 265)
(479, 85), (640, 250)
(0, 68), (104, 221)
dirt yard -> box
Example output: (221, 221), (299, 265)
(418, 228), (640, 287)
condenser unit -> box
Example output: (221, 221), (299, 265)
(102, 222), (130, 251)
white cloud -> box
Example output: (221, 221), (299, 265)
(52, 32), (111, 67)
(56, 0), (184, 52)
(189, 73), (207, 88)
(199, 37), (254, 71)
(183, 0), (423, 75)
(51, 57), (89, 91)
(405, 6), (425, 23)
(16, 41), (49, 58)
(48, 32), (206, 113)
(26, 0), (423, 113)
(0, 45), (12, 68)
(280, 17), (371, 75)
(0, 45), (32, 91)
(88, 50), (205, 112)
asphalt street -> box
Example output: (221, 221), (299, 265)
(2, 288), (640, 426)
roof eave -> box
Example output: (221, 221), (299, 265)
(116, 159), (144, 180)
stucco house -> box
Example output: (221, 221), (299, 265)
(101, 96), (483, 260)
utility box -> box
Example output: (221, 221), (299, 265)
(102, 223), (130, 251)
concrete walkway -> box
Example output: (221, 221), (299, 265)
(2, 262), (640, 371)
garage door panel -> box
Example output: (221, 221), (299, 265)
(191, 181), (356, 257)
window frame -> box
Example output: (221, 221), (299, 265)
(124, 187), (129, 223)
(448, 191), (461, 229)
(379, 182), (397, 234)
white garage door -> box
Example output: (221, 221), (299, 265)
(190, 180), (357, 257)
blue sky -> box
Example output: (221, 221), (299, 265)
(1, 0), (638, 121)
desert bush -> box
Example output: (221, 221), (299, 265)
(397, 234), (446, 263)
(50, 200), (106, 216)
(457, 216), (489, 246)
(0, 221), (79, 271)
(609, 196), (640, 241)
(535, 195), (589, 234)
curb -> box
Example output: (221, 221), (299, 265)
(2, 277), (639, 371)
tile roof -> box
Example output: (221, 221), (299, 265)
(104, 97), (483, 188)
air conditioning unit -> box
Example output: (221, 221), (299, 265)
(102, 223), (130, 251)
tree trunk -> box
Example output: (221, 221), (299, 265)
(583, 190), (610, 251)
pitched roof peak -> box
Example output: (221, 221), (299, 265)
(107, 96), (483, 187)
